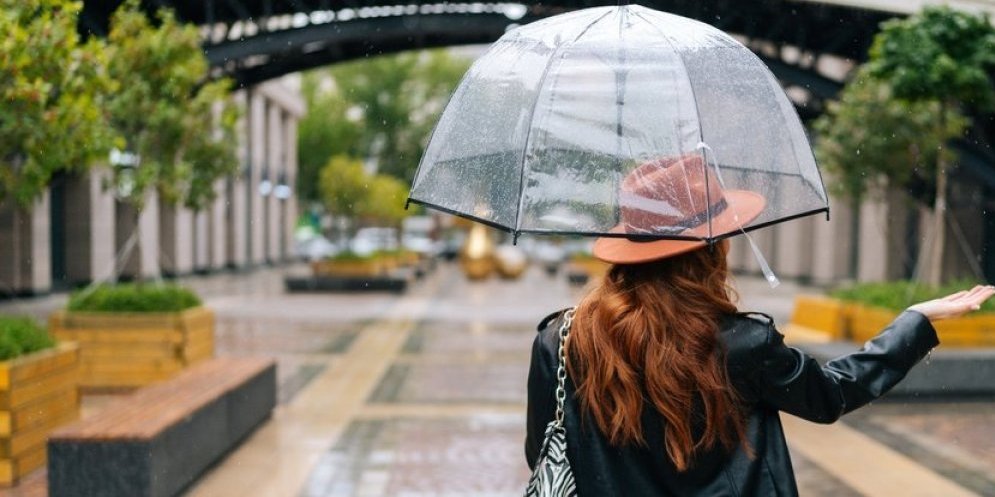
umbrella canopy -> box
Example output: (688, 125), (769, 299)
(407, 4), (829, 244)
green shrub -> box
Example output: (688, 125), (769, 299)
(831, 280), (995, 313)
(326, 251), (375, 262)
(0, 316), (55, 361)
(68, 284), (202, 313)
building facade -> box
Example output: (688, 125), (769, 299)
(0, 77), (305, 296)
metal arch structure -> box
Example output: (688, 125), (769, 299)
(79, 0), (992, 184)
(79, 1), (881, 90)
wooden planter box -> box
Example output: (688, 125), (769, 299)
(787, 295), (850, 341)
(847, 304), (895, 343)
(789, 297), (995, 347)
(0, 343), (80, 485)
(49, 307), (214, 390)
(565, 258), (610, 286)
(311, 259), (384, 278)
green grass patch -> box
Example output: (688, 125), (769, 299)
(830, 280), (995, 313)
(0, 316), (55, 361)
(68, 284), (202, 313)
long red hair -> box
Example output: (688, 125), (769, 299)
(568, 240), (747, 471)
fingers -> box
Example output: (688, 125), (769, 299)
(965, 286), (995, 310)
(941, 290), (969, 302)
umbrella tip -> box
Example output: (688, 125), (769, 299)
(512, 232), (520, 245)
(404, 199), (411, 211)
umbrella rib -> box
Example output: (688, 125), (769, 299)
(632, 10), (715, 241)
(512, 9), (615, 240)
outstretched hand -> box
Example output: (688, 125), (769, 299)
(907, 285), (995, 322)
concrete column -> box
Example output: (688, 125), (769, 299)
(811, 200), (853, 286)
(773, 215), (815, 281)
(159, 201), (195, 276)
(248, 90), (267, 265)
(0, 195), (52, 296)
(856, 196), (889, 283)
(62, 170), (116, 286)
(116, 190), (160, 280)
(284, 116), (299, 261)
(267, 104), (283, 263)
(209, 178), (227, 271)
(193, 209), (210, 272)
(226, 91), (249, 269)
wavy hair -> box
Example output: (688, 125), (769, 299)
(567, 240), (747, 471)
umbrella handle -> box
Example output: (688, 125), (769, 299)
(696, 142), (781, 289)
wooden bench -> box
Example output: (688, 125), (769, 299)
(47, 357), (276, 497)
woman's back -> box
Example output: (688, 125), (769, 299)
(526, 307), (940, 496)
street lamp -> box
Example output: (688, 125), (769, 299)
(274, 172), (292, 200)
(109, 148), (140, 199)
(258, 166), (273, 197)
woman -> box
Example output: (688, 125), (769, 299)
(525, 158), (994, 496)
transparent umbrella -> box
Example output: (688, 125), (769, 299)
(407, 4), (828, 268)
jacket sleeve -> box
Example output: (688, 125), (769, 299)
(754, 310), (939, 423)
(525, 329), (556, 469)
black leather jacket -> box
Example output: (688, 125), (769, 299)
(526, 310), (939, 496)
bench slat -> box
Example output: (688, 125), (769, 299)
(50, 357), (274, 441)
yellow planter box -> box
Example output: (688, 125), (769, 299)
(847, 304), (995, 347)
(848, 304), (896, 343)
(311, 259), (384, 278)
(0, 343), (80, 485)
(567, 257), (610, 282)
(49, 307), (214, 389)
(787, 295), (850, 341)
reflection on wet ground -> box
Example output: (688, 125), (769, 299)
(0, 263), (991, 497)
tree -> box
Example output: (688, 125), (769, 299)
(298, 49), (471, 204)
(298, 77), (366, 204)
(319, 155), (410, 231)
(319, 155), (369, 220)
(813, 68), (964, 202)
(0, 0), (115, 207)
(103, 1), (239, 277)
(866, 6), (995, 284)
(105, 0), (238, 212)
(360, 175), (409, 227)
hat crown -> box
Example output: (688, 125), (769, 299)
(619, 155), (726, 236)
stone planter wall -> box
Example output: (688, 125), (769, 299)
(49, 307), (214, 389)
(0, 343), (80, 485)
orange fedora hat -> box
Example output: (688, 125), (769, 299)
(592, 154), (766, 264)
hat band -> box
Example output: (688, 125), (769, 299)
(624, 198), (728, 240)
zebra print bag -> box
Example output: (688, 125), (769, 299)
(525, 308), (578, 497)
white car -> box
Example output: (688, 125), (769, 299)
(350, 227), (399, 256)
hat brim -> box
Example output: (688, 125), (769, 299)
(592, 190), (766, 265)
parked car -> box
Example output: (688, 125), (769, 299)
(296, 235), (340, 261)
(350, 227), (399, 256)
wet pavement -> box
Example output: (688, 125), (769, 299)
(0, 262), (992, 496)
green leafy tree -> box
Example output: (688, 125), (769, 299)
(0, 0), (115, 207)
(319, 155), (410, 233)
(866, 6), (995, 284)
(298, 49), (470, 203)
(359, 174), (409, 226)
(298, 77), (366, 204)
(319, 155), (369, 219)
(813, 69), (964, 202)
(105, 0), (238, 212)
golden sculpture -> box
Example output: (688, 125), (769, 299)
(459, 223), (496, 280)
